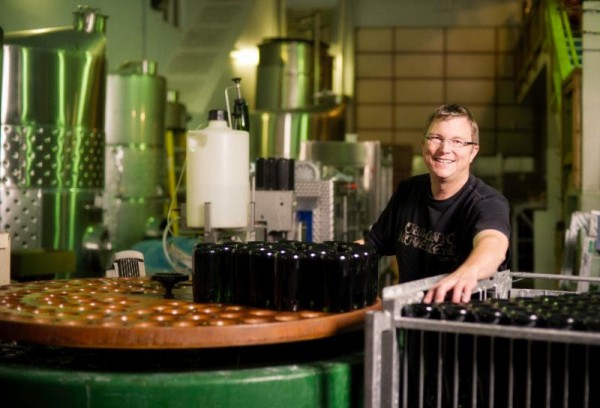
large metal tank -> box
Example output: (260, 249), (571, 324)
(256, 38), (325, 110)
(103, 60), (167, 253)
(0, 6), (109, 276)
(251, 38), (345, 160)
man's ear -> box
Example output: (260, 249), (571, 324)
(469, 145), (480, 163)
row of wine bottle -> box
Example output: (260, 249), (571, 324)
(402, 291), (600, 331)
(192, 240), (380, 313)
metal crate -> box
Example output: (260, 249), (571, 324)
(365, 271), (600, 408)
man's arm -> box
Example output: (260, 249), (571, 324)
(422, 229), (509, 304)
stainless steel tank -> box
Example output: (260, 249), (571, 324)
(103, 60), (167, 252)
(250, 101), (346, 159)
(256, 38), (334, 110)
(0, 6), (109, 276)
(251, 38), (345, 160)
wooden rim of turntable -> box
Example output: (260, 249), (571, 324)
(0, 277), (380, 349)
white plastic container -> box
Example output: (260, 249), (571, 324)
(186, 110), (250, 229)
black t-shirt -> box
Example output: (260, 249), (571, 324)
(366, 173), (510, 283)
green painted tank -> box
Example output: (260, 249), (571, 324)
(0, 333), (365, 408)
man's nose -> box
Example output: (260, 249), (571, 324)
(438, 139), (454, 151)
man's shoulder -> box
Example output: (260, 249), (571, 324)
(469, 174), (502, 195)
(468, 175), (508, 202)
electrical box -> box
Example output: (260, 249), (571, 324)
(254, 190), (295, 234)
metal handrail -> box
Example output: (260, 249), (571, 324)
(548, 0), (582, 80)
(560, 3), (582, 68)
(366, 271), (600, 408)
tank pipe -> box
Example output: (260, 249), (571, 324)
(339, 0), (346, 95)
(313, 11), (321, 104)
(141, 0), (147, 59)
(278, 0), (287, 36)
(203, 202), (213, 243)
(249, 171), (256, 234)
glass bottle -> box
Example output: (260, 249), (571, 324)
(192, 243), (221, 303)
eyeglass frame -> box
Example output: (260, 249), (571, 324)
(423, 135), (478, 149)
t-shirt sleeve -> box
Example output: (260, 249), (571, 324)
(473, 193), (511, 239)
(365, 181), (408, 256)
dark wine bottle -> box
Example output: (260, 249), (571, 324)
(192, 243), (221, 303)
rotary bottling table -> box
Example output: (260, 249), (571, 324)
(0, 276), (379, 408)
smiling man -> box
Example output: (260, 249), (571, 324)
(363, 104), (510, 304)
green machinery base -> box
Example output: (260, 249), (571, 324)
(0, 332), (365, 408)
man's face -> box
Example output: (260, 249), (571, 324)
(421, 116), (479, 185)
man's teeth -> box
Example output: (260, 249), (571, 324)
(436, 159), (453, 164)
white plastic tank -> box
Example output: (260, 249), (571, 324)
(186, 110), (249, 229)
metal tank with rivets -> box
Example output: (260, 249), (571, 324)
(0, 6), (109, 276)
(103, 60), (167, 253)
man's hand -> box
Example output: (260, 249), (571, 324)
(422, 267), (478, 304)
(422, 229), (509, 304)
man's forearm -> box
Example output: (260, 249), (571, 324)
(461, 229), (509, 280)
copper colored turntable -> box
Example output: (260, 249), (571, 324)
(0, 277), (380, 349)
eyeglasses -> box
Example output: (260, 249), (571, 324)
(424, 135), (478, 149)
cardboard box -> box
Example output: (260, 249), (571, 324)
(580, 235), (600, 276)
(0, 233), (10, 286)
(576, 235), (600, 292)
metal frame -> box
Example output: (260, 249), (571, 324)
(365, 271), (600, 408)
